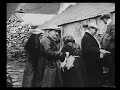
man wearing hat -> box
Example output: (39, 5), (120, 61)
(33, 25), (65, 87)
(100, 13), (115, 86)
(22, 27), (45, 87)
(81, 23), (110, 87)
(100, 13), (115, 35)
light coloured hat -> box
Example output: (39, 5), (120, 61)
(88, 23), (99, 30)
(30, 28), (44, 34)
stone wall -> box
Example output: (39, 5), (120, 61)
(7, 14), (31, 62)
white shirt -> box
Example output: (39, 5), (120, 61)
(81, 30), (85, 37)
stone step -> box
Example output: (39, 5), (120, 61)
(18, 69), (24, 72)
(13, 82), (22, 86)
(12, 79), (19, 82)
(7, 69), (18, 72)
(11, 75), (18, 79)
(7, 71), (19, 74)
(7, 65), (13, 68)
(13, 85), (22, 87)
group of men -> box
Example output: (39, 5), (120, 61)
(81, 13), (115, 87)
(21, 13), (115, 87)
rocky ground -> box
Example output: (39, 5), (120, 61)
(7, 60), (115, 88)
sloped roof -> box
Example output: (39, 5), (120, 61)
(7, 3), (60, 21)
(16, 3), (60, 14)
(39, 3), (115, 29)
(16, 13), (55, 25)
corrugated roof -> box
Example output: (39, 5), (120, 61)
(39, 3), (115, 29)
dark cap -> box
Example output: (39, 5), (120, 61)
(100, 13), (111, 20)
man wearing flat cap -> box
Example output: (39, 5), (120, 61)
(100, 13), (115, 35)
(100, 13), (115, 86)
(33, 26), (65, 87)
(81, 23), (110, 87)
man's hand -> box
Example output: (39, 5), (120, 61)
(100, 49), (111, 55)
(66, 52), (69, 58)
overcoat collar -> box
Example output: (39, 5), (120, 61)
(85, 32), (101, 48)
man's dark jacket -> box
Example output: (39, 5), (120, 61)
(22, 33), (42, 87)
(100, 20), (115, 85)
(22, 33), (64, 87)
(34, 33), (65, 87)
(81, 32), (103, 87)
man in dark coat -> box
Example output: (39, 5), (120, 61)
(100, 13), (115, 86)
(34, 26), (65, 87)
(81, 23), (110, 87)
(22, 28), (44, 87)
